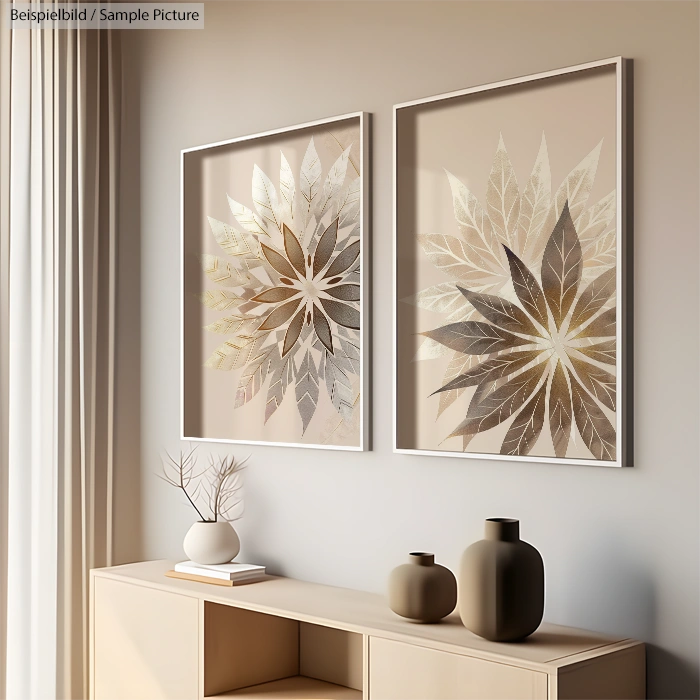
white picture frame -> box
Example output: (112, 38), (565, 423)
(182, 112), (370, 451)
(393, 58), (631, 467)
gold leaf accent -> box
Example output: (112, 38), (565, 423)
(199, 254), (249, 287)
(197, 289), (245, 311)
(204, 314), (261, 336)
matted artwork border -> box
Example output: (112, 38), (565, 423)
(182, 112), (370, 451)
(393, 58), (631, 467)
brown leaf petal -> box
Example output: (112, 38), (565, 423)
(423, 320), (528, 356)
(449, 360), (548, 437)
(569, 372), (616, 461)
(319, 298), (360, 329)
(549, 360), (572, 458)
(251, 287), (300, 304)
(283, 224), (306, 277)
(258, 298), (302, 331)
(568, 268), (616, 334)
(261, 243), (298, 280)
(503, 246), (549, 332)
(313, 304), (333, 353)
(574, 340), (616, 365)
(573, 307), (616, 339)
(436, 352), (479, 418)
(433, 350), (543, 394)
(325, 284), (360, 302)
(313, 219), (339, 278)
(569, 356), (616, 411)
(457, 286), (543, 338)
(541, 201), (582, 329)
(500, 381), (546, 456)
(323, 240), (360, 279)
(282, 308), (305, 356)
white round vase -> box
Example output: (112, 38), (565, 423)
(183, 521), (240, 565)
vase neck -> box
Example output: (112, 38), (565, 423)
(409, 552), (434, 566)
(485, 518), (520, 542)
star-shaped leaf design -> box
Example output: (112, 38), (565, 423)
(426, 202), (617, 461)
(405, 133), (616, 424)
(199, 135), (362, 436)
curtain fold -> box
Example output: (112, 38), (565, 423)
(0, 4), (121, 698)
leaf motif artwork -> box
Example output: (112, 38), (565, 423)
(425, 203), (617, 460)
(183, 116), (365, 448)
(405, 133), (617, 386)
(396, 59), (627, 465)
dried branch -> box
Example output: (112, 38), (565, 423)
(208, 453), (249, 522)
(160, 446), (207, 521)
(160, 447), (248, 523)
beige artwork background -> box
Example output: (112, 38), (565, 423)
(396, 66), (618, 457)
(183, 117), (362, 447)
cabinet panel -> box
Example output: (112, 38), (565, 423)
(93, 577), (199, 700)
(369, 637), (547, 700)
(555, 645), (645, 700)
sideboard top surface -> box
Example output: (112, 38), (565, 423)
(92, 560), (637, 671)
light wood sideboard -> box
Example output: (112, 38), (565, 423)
(90, 560), (645, 700)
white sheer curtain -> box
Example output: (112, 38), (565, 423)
(0, 5), (121, 698)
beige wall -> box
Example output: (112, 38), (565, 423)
(115, 3), (699, 697)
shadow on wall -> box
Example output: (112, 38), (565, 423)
(113, 33), (144, 565)
(561, 533), (699, 699)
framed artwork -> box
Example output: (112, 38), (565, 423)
(394, 58), (631, 467)
(182, 113), (369, 450)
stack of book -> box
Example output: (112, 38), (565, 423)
(166, 561), (266, 587)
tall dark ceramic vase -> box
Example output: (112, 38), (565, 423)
(459, 519), (544, 642)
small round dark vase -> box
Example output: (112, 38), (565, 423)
(459, 519), (544, 642)
(388, 552), (457, 623)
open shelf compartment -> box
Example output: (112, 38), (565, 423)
(203, 601), (364, 699)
